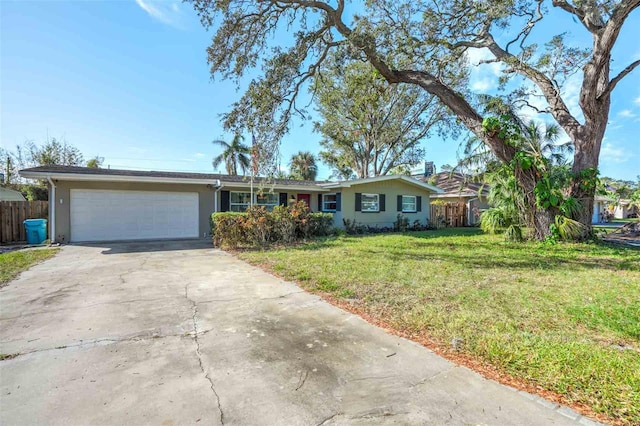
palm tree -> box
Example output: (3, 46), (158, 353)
(289, 151), (318, 181)
(521, 121), (574, 166)
(212, 134), (251, 176)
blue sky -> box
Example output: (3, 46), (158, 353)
(1, 1), (638, 181)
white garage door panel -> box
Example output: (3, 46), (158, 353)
(70, 189), (199, 242)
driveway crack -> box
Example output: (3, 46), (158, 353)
(295, 369), (309, 391)
(316, 413), (341, 425)
(409, 366), (456, 388)
(185, 283), (225, 425)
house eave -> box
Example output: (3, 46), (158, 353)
(220, 181), (329, 192)
(319, 175), (444, 193)
(20, 171), (222, 186)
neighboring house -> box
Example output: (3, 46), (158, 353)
(0, 187), (27, 201)
(424, 172), (490, 226)
(593, 195), (638, 222)
(19, 166), (443, 243)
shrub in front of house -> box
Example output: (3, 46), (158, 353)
(211, 201), (334, 248)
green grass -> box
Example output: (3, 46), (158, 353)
(0, 248), (58, 286)
(238, 228), (640, 424)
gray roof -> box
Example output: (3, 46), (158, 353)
(19, 165), (324, 187)
(0, 187), (27, 201)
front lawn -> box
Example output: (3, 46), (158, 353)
(0, 248), (58, 286)
(238, 228), (639, 424)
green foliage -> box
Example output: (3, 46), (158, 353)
(211, 201), (333, 248)
(482, 115), (521, 145)
(288, 151), (318, 181)
(480, 207), (523, 242)
(394, 214), (410, 232)
(2, 138), (98, 185)
(27, 138), (84, 167)
(86, 156), (104, 168)
(23, 185), (48, 201)
(314, 52), (446, 178)
(212, 134), (251, 176)
(1, 249), (58, 285)
(189, 0), (635, 238)
(477, 113), (592, 241)
(553, 215), (586, 241)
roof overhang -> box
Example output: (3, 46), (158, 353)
(220, 181), (329, 192)
(320, 175), (444, 193)
(20, 170), (222, 187)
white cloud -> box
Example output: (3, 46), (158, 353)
(466, 48), (503, 94)
(194, 153), (206, 159)
(618, 109), (637, 118)
(471, 78), (492, 92)
(559, 75), (583, 120)
(135, 0), (184, 28)
(600, 142), (630, 164)
(634, 96), (640, 105)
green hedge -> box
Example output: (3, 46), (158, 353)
(211, 201), (334, 248)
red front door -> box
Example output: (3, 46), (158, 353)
(298, 193), (311, 208)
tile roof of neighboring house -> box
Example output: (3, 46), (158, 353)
(19, 165), (325, 188)
(424, 172), (490, 198)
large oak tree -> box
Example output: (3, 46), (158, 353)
(190, 0), (639, 239)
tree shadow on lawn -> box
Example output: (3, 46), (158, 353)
(291, 228), (483, 250)
(289, 233), (639, 273)
(376, 247), (638, 273)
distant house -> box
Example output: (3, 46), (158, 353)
(19, 166), (444, 243)
(423, 172), (490, 226)
(593, 195), (638, 222)
(0, 187), (26, 201)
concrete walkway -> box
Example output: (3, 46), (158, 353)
(0, 241), (600, 425)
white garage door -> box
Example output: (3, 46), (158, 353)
(70, 189), (199, 242)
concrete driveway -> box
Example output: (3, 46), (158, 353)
(0, 241), (598, 425)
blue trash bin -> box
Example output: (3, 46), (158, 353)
(24, 219), (48, 244)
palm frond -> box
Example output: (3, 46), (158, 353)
(554, 215), (586, 240)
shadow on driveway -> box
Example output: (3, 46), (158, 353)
(71, 239), (213, 255)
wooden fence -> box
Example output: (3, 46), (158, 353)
(0, 201), (49, 244)
(430, 202), (468, 228)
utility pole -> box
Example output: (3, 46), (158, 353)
(5, 156), (11, 184)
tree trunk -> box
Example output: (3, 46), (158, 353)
(515, 166), (555, 240)
(567, 84), (609, 239)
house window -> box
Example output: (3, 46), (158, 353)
(361, 193), (379, 212)
(322, 193), (337, 211)
(402, 195), (417, 213)
(230, 191), (252, 212)
(256, 192), (279, 211)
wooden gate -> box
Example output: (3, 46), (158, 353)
(430, 202), (467, 228)
(0, 201), (49, 244)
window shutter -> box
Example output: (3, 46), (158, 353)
(336, 193), (342, 211)
(279, 192), (288, 206)
(380, 194), (385, 212)
(417, 196), (422, 212)
(221, 190), (230, 212)
(397, 195), (403, 212)
(318, 194), (323, 212)
(355, 193), (362, 212)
